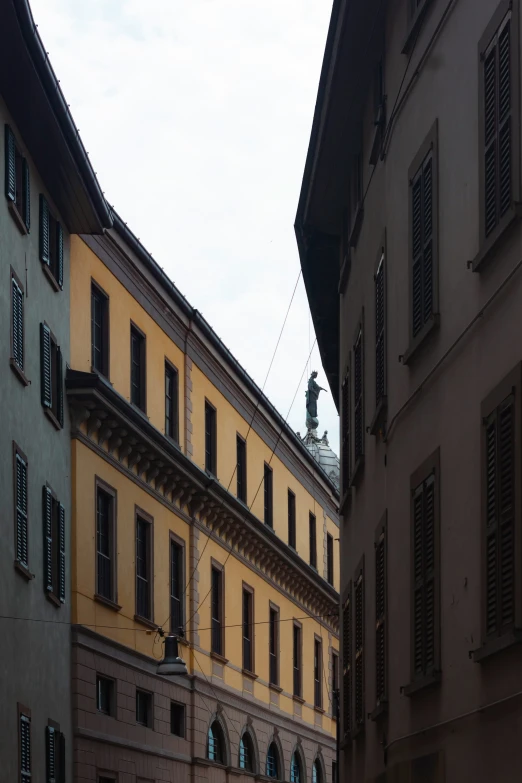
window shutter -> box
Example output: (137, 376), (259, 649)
(498, 17), (512, 220)
(22, 158), (30, 232)
(16, 454), (28, 566)
(46, 726), (57, 783)
(40, 195), (50, 266)
(412, 486), (424, 675)
(12, 276), (24, 370)
(341, 371), (351, 492)
(412, 474), (436, 677)
(375, 526), (386, 706)
(43, 485), (53, 592)
(353, 327), (364, 464)
(342, 589), (352, 737)
(375, 255), (385, 406)
(57, 347), (64, 427)
(411, 153), (433, 338)
(423, 476), (436, 672)
(40, 323), (52, 408)
(411, 173), (423, 337)
(58, 503), (66, 603)
(20, 713), (31, 782)
(354, 567), (364, 730)
(485, 411), (498, 636)
(5, 124), (16, 202)
(56, 222), (64, 288)
(422, 156), (433, 324)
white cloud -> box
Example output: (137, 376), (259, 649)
(31, 0), (339, 456)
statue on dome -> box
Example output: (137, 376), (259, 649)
(306, 371), (327, 432)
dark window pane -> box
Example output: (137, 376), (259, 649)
(293, 624), (301, 697)
(136, 690), (151, 726)
(165, 364), (178, 441)
(309, 513), (317, 569)
(205, 403), (216, 474)
(96, 676), (113, 715)
(237, 436), (247, 502)
(170, 540), (183, 634)
(136, 519), (150, 619)
(314, 639), (322, 708)
(288, 491), (296, 548)
(96, 489), (112, 600)
(269, 608), (278, 685)
(211, 567), (222, 655)
(170, 702), (185, 737)
(243, 589), (252, 671)
(327, 534), (334, 585)
(264, 465), (273, 528)
(131, 327), (145, 410)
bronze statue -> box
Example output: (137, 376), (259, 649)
(306, 371), (327, 430)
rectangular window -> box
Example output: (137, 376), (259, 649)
(327, 533), (334, 585)
(342, 588), (352, 738)
(11, 269), (26, 382)
(408, 122), (438, 344)
(341, 367), (351, 495)
(96, 676), (114, 715)
(170, 536), (184, 635)
(96, 481), (116, 603)
(236, 434), (247, 503)
(170, 702), (185, 737)
(354, 561), (365, 732)
(269, 604), (279, 686)
(264, 463), (273, 528)
(91, 282), (109, 377)
(5, 125), (30, 233)
(481, 366), (521, 643)
(39, 195), (64, 290)
(314, 637), (322, 709)
(14, 444), (29, 570)
(18, 704), (31, 783)
(135, 512), (152, 621)
(242, 585), (254, 673)
(130, 324), (146, 411)
(353, 321), (364, 467)
(479, 1), (519, 248)
(136, 690), (152, 727)
(375, 515), (387, 711)
(165, 361), (179, 441)
(211, 563), (224, 656)
(332, 651), (339, 718)
(42, 484), (66, 604)
(40, 323), (64, 428)
(293, 622), (302, 698)
(45, 722), (65, 783)
(309, 512), (317, 569)
(288, 490), (296, 549)
(410, 449), (440, 683)
(205, 401), (217, 475)
(375, 249), (386, 411)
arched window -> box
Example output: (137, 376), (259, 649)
(290, 752), (302, 783)
(239, 731), (255, 772)
(266, 742), (280, 779)
(207, 720), (226, 764)
(312, 759), (322, 783)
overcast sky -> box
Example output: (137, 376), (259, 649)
(30, 0), (339, 456)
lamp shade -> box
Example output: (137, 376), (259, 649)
(157, 635), (188, 677)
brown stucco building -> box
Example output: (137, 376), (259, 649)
(296, 0), (522, 781)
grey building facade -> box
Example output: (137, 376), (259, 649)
(297, 0), (522, 781)
(0, 1), (110, 780)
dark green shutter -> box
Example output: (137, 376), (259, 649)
(57, 347), (64, 427)
(40, 195), (50, 266)
(43, 485), (53, 592)
(46, 725), (56, 783)
(58, 503), (66, 603)
(40, 323), (52, 408)
(375, 526), (386, 706)
(22, 158), (30, 232)
(16, 454), (28, 566)
(56, 223), (64, 288)
(5, 124), (16, 202)
(12, 276), (24, 370)
(20, 713), (31, 781)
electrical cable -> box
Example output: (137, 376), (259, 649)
(192, 649), (242, 741)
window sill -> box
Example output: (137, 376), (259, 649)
(349, 204), (364, 249)
(314, 705), (325, 714)
(8, 201), (28, 235)
(44, 407), (62, 431)
(369, 396), (387, 436)
(369, 700), (388, 722)
(402, 0), (434, 54)
(349, 455), (365, 488)
(470, 630), (522, 662)
(46, 590), (62, 608)
(94, 593), (122, 612)
(401, 670), (441, 696)
(14, 560), (34, 581)
(133, 614), (157, 631)
(242, 668), (258, 680)
(471, 207), (521, 272)
(210, 651), (229, 665)
(268, 682), (283, 693)
(42, 262), (62, 293)
(292, 694), (305, 704)
(10, 359), (30, 387)
(401, 314), (439, 366)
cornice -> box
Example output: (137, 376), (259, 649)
(66, 370), (339, 635)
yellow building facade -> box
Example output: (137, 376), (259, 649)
(67, 215), (340, 783)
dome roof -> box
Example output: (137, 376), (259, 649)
(300, 429), (340, 491)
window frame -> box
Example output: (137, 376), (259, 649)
(314, 635), (323, 710)
(91, 280), (110, 378)
(134, 508), (154, 624)
(268, 601), (280, 687)
(309, 512), (317, 569)
(39, 194), (64, 292)
(288, 489), (296, 549)
(236, 433), (247, 503)
(170, 701), (185, 738)
(242, 582), (255, 674)
(169, 532), (185, 636)
(10, 266), (28, 386)
(474, 0), (521, 270)
(210, 559), (225, 658)
(13, 441), (31, 580)
(94, 477), (118, 609)
(18, 703), (31, 783)
(165, 359), (179, 443)
(404, 120), (439, 364)
(293, 621), (302, 699)
(42, 482), (65, 607)
(45, 719), (64, 783)
(5, 125), (30, 235)
(204, 399), (217, 476)
(264, 463), (273, 528)
(96, 675), (115, 716)
(130, 322), (146, 413)
(135, 689), (153, 728)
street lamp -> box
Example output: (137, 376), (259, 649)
(157, 634), (188, 677)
